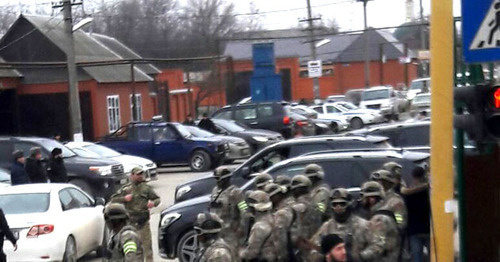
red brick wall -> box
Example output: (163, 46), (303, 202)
(0, 77), (20, 90)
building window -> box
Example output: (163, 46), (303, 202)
(130, 94), (142, 122)
(107, 95), (121, 133)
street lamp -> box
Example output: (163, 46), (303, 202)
(357, 0), (373, 88)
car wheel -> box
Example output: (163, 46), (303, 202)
(63, 236), (77, 262)
(330, 122), (339, 133)
(190, 150), (211, 172)
(350, 118), (364, 129)
(176, 230), (198, 262)
(70, 179), (94, 197)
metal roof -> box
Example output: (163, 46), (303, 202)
(16, 15), (154, 83)
(0, 57), (22, 78)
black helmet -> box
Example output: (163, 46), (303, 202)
(104, 203), (129, 220)
(194, 212), (223, 236)
(213, 166), (233, 180)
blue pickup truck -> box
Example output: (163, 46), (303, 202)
(101, 122), (228, 172)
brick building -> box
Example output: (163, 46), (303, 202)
(0, 15), (160, 140)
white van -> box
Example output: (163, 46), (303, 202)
(360, 86), (400, 118)
(407, 77), (431, 100)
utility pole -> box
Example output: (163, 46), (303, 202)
(419, 0), (427, 76)
(362, 0), (371, 88)
(130, 61), (137, 121)
(302, 0), (321, 100)
(53, 0), (83, 141)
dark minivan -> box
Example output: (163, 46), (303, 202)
(212, 102), (295, 138)
(0, 137), (127, 199)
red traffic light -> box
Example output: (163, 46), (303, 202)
(494, 88), (500, 109)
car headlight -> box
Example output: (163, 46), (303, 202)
(89, 166), (112, 176)
(160, 213), (181, 228)
(176, 185), (192, 200)
(252, 136), (269, 143)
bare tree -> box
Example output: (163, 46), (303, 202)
(0, 6), (18, 37)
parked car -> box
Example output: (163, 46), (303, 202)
(65, 141), (158, 180)
(326, 95), (346, 103)
(410, 93), (431, 116)
(173, 135), (392, 203)
(0, 167), (11, 187)
(160, 150), (429, 261)
(1, 184), (107, 261)
(345, 89), (364, 106)
(407, 77), (431, 100)
(288, 106), (332, 135)
(211, 102), (295, 138)
(291, 105), (349, 133)
(0, 137), (126, 199)
(209, 119), (283, 153)
(101, 121), (228, 172)
(359, 86), (408, 119)
(286, 109), (317, 136)
(183, 125), (251, 163)
(334, 101), (385, 126)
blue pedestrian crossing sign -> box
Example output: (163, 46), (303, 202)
(462, 0), (500, 63)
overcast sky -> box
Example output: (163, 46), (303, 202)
(1, 0), (461, 31)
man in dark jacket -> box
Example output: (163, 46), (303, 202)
(25, 147), (48, 183)
(182, 114), (195, 126)
(10, 150), (29, 185)
(0, 208), (17, 262)
(198, 113), (217, 133)
(48, 148), (68, 183)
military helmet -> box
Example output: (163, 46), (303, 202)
(264, 183), (284, 198)
(213, 166), (233, 180)
(131, 167), (144, 175)
(290, 175), (312, 190)
(275, 175), (291, 193)
(304, 164), (325, 180)
(331, 188), (352, 204)
(370, 169), (397, 184)
(382, 162), (403, 180)
(103, 203), (129, 220)
(246, 190), (272, 212)
(361, 181), (385, 198)
(253, 173), (273, 189)
(194, 212), (223, 235)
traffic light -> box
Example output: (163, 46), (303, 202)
(454, 84), (500, 144)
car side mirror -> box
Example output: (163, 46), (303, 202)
(241, 166), (250, 178)
(95, 197), (106, 206)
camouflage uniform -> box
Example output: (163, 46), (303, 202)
(103, 203), (144, 262)
(304, 164), (331, 221)
(239, 191), (275, 262)
(194, 212), (236, 262)
(359, 181), (401, 262)
(110, 168), (160, 261)
(310, 189), (371, 262)
(253, 173), (273, 190)
(371, 169), (408, 231)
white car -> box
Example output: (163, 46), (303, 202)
(310, 103), (382, 129)
(2, 184), (106, 261)
(359, 86), (406, 117)
(66, 141), (157, 180)
(333, 101), (385, 127)
(292, 104), (349, 131)
(0, 167), (11, 187)
(407, 77), (431, 100)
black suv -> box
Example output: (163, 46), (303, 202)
(212, 102), (296, 138)
(0, 137), (127, 199)
(159, 150), (429, 261)
(173, 135), (392, 203)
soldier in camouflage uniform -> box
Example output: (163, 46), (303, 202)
(304, 164), (331, 222)
(264, 183), (295, 262)
(370, 169), (408, 231)
(359, 181), (401, 262)
(209, 166), (247, 247)
(309, 188), (371, 262)
(382, 162), (406, 193)
(194, 212), (236, 262)
(275, 175), (295, 206)
(239, 190), (275, 262)
(110, 167), (160, 262)
(103, 203), (144, 262)
(289, 175), (322, 261)
(253, 173), (273, 190)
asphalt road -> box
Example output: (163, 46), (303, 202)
(80, 165), (214, 262)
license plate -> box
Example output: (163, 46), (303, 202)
(120, 178), (128, 184)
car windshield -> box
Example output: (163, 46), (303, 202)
(217, 120), (246, 132)
(410, 80), (430, 90)
(84, 144), (121, 158)
(184, 126), (214, 138)
(338, 102), (358, 110)
(0, 193), (50, 214)
(173, 123), (192, 138)
(362, 89), (390, 101)
(41, 139), (76, 158)
(71, 148), (100, 158)
(413, 94), (431, 103)
(0, 169), (10, 183)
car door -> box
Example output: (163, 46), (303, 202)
(123, 125), (154, 161)
(58, 188), (95, 256)
(257, 104), (279, 132)
(234, 105), (258, 128)
(394, 125), (430, 148)
(153, 124), (185, 164)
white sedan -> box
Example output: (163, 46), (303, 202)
(1, 184), (106, 261)
(310, 102), (384, 129)
(66, 141), (157, 180)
